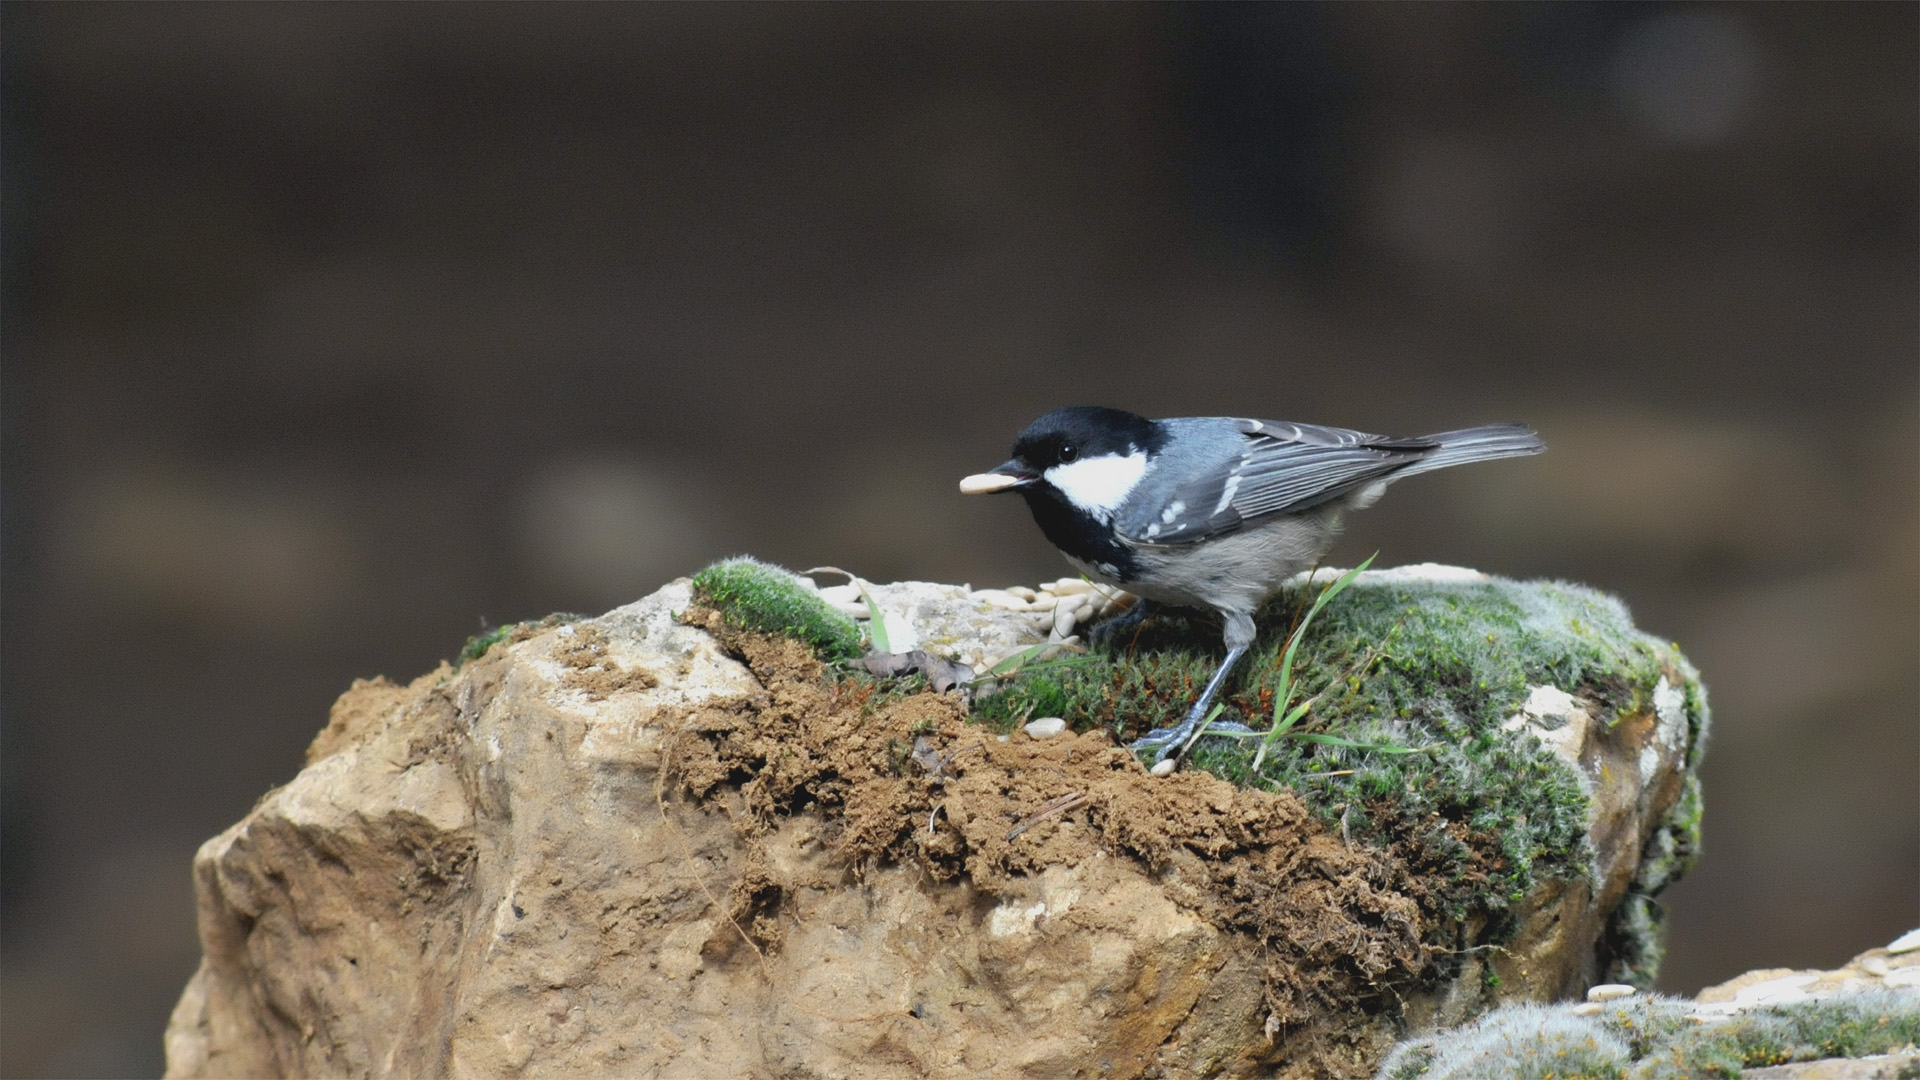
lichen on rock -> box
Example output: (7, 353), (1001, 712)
(164, 563), (1711, 1080)
(1378, 976), (1920, 1080)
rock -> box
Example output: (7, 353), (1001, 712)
(1382, 941), (1920, 1078)
(1022, 717), (1067, 739)
(814, 581), (867, 613)
(165, 564), (1710, 1079)
(973, 563), (1711, 999)
(1695, 938), (1920, 1014)
(1378, 989), (1920, 1080)
(1501, 684), (1594, 770)
(1741, 1054), (1920, 1080)
(864, 579), (1050, 662)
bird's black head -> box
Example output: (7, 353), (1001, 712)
(959, 406), (1163, 494)
(957, 407), (1164, 579)
(1007, 406), (1163, 476)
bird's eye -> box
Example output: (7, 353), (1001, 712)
(1059, 444), (1078, 462)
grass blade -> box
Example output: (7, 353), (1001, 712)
(1176, 702), (1229, 759)
(856, 582), (892, 653)
(1289, 733), (1433, 753)
(1251, 552), (1377, 778)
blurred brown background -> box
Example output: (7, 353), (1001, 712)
(1, 3), (1913, 1075)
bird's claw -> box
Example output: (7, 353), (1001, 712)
(1088, 599), (1153, 649)
(1129, 717), (1257, 764)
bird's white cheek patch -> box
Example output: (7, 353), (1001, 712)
(1045, 451), (1147, 518)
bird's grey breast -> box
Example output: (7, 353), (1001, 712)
(1121, 508), (1343, 614)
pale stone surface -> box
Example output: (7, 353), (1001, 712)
(1742, 1054), (1920, 1080)
(1694, 938), (1920, 1015)
(865, 579), (1050, 670)
(1503, 684), (1595, 775)
(1023, 717), (1068, 739)
(1311, 563), (1492, 586)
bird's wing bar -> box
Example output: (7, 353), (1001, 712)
(1116, 419), (1434, 546)
(1223, 440), (1428, 518)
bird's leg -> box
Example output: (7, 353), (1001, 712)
(1089, 597), (1156, 649)
(1129, 611), (1258, 764)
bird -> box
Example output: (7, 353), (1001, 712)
(960, 406), (1544, 763)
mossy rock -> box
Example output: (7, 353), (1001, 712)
(691, 557), (864, 662)
(678, 559), (1708, 991)
(1378, 990), (1920, 1080)
(974, 567), (1710, 975)
(454, 613), (586, 669)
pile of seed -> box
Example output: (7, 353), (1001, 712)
(804, 572), (1134, 677)
(967, 578), (1134, 644)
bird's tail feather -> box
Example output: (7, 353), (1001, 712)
(1398, 424), (1545, 476)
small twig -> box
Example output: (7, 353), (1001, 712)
(916, 739), (984, 780)
(941, 740), (985, 771)
(1006, 791), (1089, 840)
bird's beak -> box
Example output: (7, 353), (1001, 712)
(959, 461), (1034, 495)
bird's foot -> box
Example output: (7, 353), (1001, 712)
(1088, 598), (1154, 649)
(1129, 711), (1257, 765)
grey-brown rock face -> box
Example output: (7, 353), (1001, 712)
(165, 568), (1705, 1079)
(1376, 936), (1920, 1079)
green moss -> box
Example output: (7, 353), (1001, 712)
(975, 572), (1703, 941)
(1602, 769), (1704, 987)
(1663, 991), (1920, 1078)
(457, 624), (520, 668)
(691, 557), (864, 661)
(1599, 658), (1708, 986)
(1380, 990), (1920, 1079)
(454, 613), (585, 669)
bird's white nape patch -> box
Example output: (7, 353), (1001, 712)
(1045, 450), (1147, 518)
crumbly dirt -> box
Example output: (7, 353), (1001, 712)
(554, 623), (659, 699)
(671, 610), (1468, 1076)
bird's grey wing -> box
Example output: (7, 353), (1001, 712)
(1116, 418), (1434, 546)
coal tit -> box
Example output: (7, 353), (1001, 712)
(961, 406), (1545, 763)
